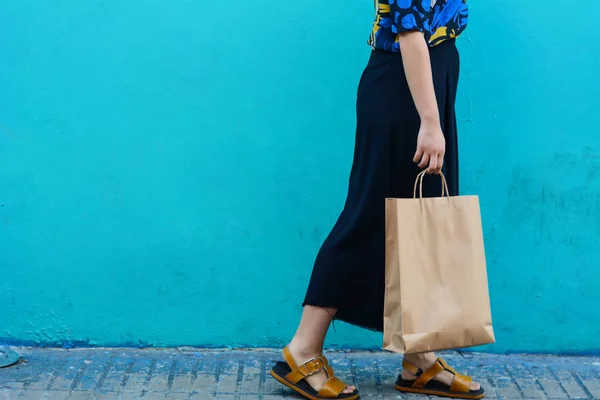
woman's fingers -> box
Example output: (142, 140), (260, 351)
(415, 146), (445, 174)
(413, 146), (424, 164)
(436, 153), (444, 174)
(418, 152), (430, 169)
(427, 154), (438, 174)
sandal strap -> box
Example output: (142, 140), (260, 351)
(413, 359), (444, 389)
(450, 373), (473, 393)
(317, 376), (348, 398)
(438, 358), (457, 374)
(401, 359), (422, 376)
(283, 349), (329, 384)
(283, 346), (298, 370)
(438, 358), (472, 393)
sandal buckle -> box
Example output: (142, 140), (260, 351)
(300, 357), (322, 376)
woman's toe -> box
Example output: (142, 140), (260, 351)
(342, 385), (356, 394)
(471, 381), (481, 391)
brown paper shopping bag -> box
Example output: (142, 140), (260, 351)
(383, 170), (495, 354)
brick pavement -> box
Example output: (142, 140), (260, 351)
(0, 348), (598, 399)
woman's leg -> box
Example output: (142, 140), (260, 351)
(287, 306), (356, 394)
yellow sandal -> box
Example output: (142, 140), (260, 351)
(395, 358), (485, 399)
(270, 346), (359, 400)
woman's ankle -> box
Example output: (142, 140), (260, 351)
(401, 352), (438, 380)
(288, 337), (323, 360)
(403, 352), (437, 370)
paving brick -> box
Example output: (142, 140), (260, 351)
(261, 374), (285, 396)
(95, 393), (119, 400)
(72, 358), (109, 392)
(187, 392), (214, 400)
(146, 374), (169, 392)
(218, 358), (240, 376)
(574, 371), (600, 400)
(395, 393), (431, 400)
(14, 389), (41, 400)
(49, 358), (87, 392)
(47, 375), (74, 393)
(40, 390), (71, 400)
(193, 355), (218, 376)
(72, 373), (104, 393)
(215, 374), (238, 394)
(506, 364), (546, 399)
(489, 376), (522, 399)
(2, 381), (24, 392)
(170, 374), (195, 393)
(239, 373), (261, 394)
(379, 375), (399, 396)
(166, 394), (192, 400)
(551, 368), (590, 399)
(0, 389), (13, 400)
(119, 392), (143, 400)
(152, 360), (174, 378)
(96, 370), (124, 393)
(120, 358), (154, 392)
(25, 373), (54, 391)
(242, 357), (262, 376)
(352, 376), (379, 396)
(527, 365), (570, 399)
(142, 392), (168, 400)
(538, 377), (570, 399)
(192, 375), (216, 393)
(479, 378), (499, 399)
(67, 391), (94, 400)
(123, 372), (150, 394)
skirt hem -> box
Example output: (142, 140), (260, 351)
(301, 302), (384, 333)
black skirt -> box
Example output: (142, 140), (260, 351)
(303, 40), (460, 332)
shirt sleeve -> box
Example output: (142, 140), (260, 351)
(389, 0), (431, 35)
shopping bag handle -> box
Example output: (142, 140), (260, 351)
(413, 169), (450, 199)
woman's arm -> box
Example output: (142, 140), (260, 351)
(398, 31), (445, 174)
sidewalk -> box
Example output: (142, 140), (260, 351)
(0, 348), (598, 399)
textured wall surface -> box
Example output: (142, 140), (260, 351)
(1, 1), (599, 353)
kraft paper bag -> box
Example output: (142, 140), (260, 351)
(383, 170), (495, 354)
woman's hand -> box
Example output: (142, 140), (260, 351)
(413, 119), (445, 174)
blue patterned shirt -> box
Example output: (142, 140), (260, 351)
(369, 0), (469, 52)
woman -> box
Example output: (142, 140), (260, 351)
(270, 1), (483, 399)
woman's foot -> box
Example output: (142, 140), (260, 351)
(402, 352), (480, 391)
(288, 339), (356, 395)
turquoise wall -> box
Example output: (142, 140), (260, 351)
(1, 1), (599, 354)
